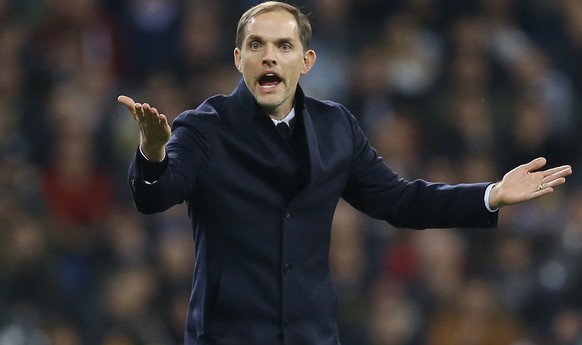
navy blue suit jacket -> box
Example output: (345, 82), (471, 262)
(128, 80), (498, 345)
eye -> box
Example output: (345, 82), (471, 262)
(281, 43), (292, 51)
(250, 41), (262, 50)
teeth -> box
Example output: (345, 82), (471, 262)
(259, 73), (280, 89)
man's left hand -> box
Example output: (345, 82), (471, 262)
(489, 157), (572, 209)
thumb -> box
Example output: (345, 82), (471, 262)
(118, 95), (136, 110)
(523, 157), (547, 172)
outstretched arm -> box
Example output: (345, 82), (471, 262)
(118, 95), (171, 162)
(489, 157), (572, 209)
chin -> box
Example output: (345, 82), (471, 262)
(256, 96), (283, 110)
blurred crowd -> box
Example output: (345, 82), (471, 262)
(1, 0), (582, 344)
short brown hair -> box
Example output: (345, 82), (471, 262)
(235, 1), (312, 52)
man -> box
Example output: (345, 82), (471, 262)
(118, 2), (572, 344)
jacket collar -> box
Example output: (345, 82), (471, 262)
(230, 78), (323, 203)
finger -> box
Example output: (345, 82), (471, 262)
(540, 165), (572, 177)
(134, 103), (145, 122)
(151, 108), (163, 125)
(542, 170), (570, 183)
(142, 103), (156, 122)
(143, 105), (160, 128)
(532, 187), (554, 199)
(117, 95), (136, 108)
(147, 108), (168, 135)
(540, 174), (569, 190)
(139, 103), (157, 121)
(540, 165), (573, 178)
(540, 167), (572, 187)
(159, 113), (169, 127)
(118, 95), (140, 120)
(555, 165), (572, 177)
(523, 157), (547, 172)
(551, 177), (567, 187)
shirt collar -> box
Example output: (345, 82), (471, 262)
(270, 108), (296, 126)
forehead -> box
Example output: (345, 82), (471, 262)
(244, 10), (300, 42)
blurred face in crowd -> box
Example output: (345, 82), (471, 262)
(234, 9), (316, 120)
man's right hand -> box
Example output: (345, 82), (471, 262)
(118, 95), (171, 162)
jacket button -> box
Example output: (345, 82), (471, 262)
(282, 263), (291, 274)
(285, 211), (291, 218)
(284, 319), (292, 329)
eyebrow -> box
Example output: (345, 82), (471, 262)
(246, 34), (296, 44)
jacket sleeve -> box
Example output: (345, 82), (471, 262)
(341, 112), (498, 229)
(128, 112), (210, 214)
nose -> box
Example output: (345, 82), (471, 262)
(262, 45), (277, 66)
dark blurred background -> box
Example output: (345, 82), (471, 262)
(1, 0), (582, 344)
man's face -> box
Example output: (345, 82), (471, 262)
(234, 10), (316, 119)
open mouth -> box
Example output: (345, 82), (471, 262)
(259, 74), (282, 89)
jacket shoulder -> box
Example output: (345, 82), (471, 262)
(172, 94), (230, 128)
(304, 96), (356, 127)
(304, 96), (346, 114)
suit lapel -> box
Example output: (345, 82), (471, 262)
(299, 106), (323, 191)
(230, 79), (284, 166)
(229, 80), (323, 203)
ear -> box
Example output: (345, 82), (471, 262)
(300, 49), (317, 75)
(234, 47), (242, 73)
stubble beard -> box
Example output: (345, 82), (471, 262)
(255, 91), (289, 118)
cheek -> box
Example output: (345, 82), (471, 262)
(291, 66), (304, 81)
(240, 62), (257, 76)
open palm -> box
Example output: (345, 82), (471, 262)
(489, 157), (572, 208)
(118, 95), (171, 162)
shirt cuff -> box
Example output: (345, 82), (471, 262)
(139, 145), (166, 162)
(484, 183), (498, 212)
(138, 145), (168, 184)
